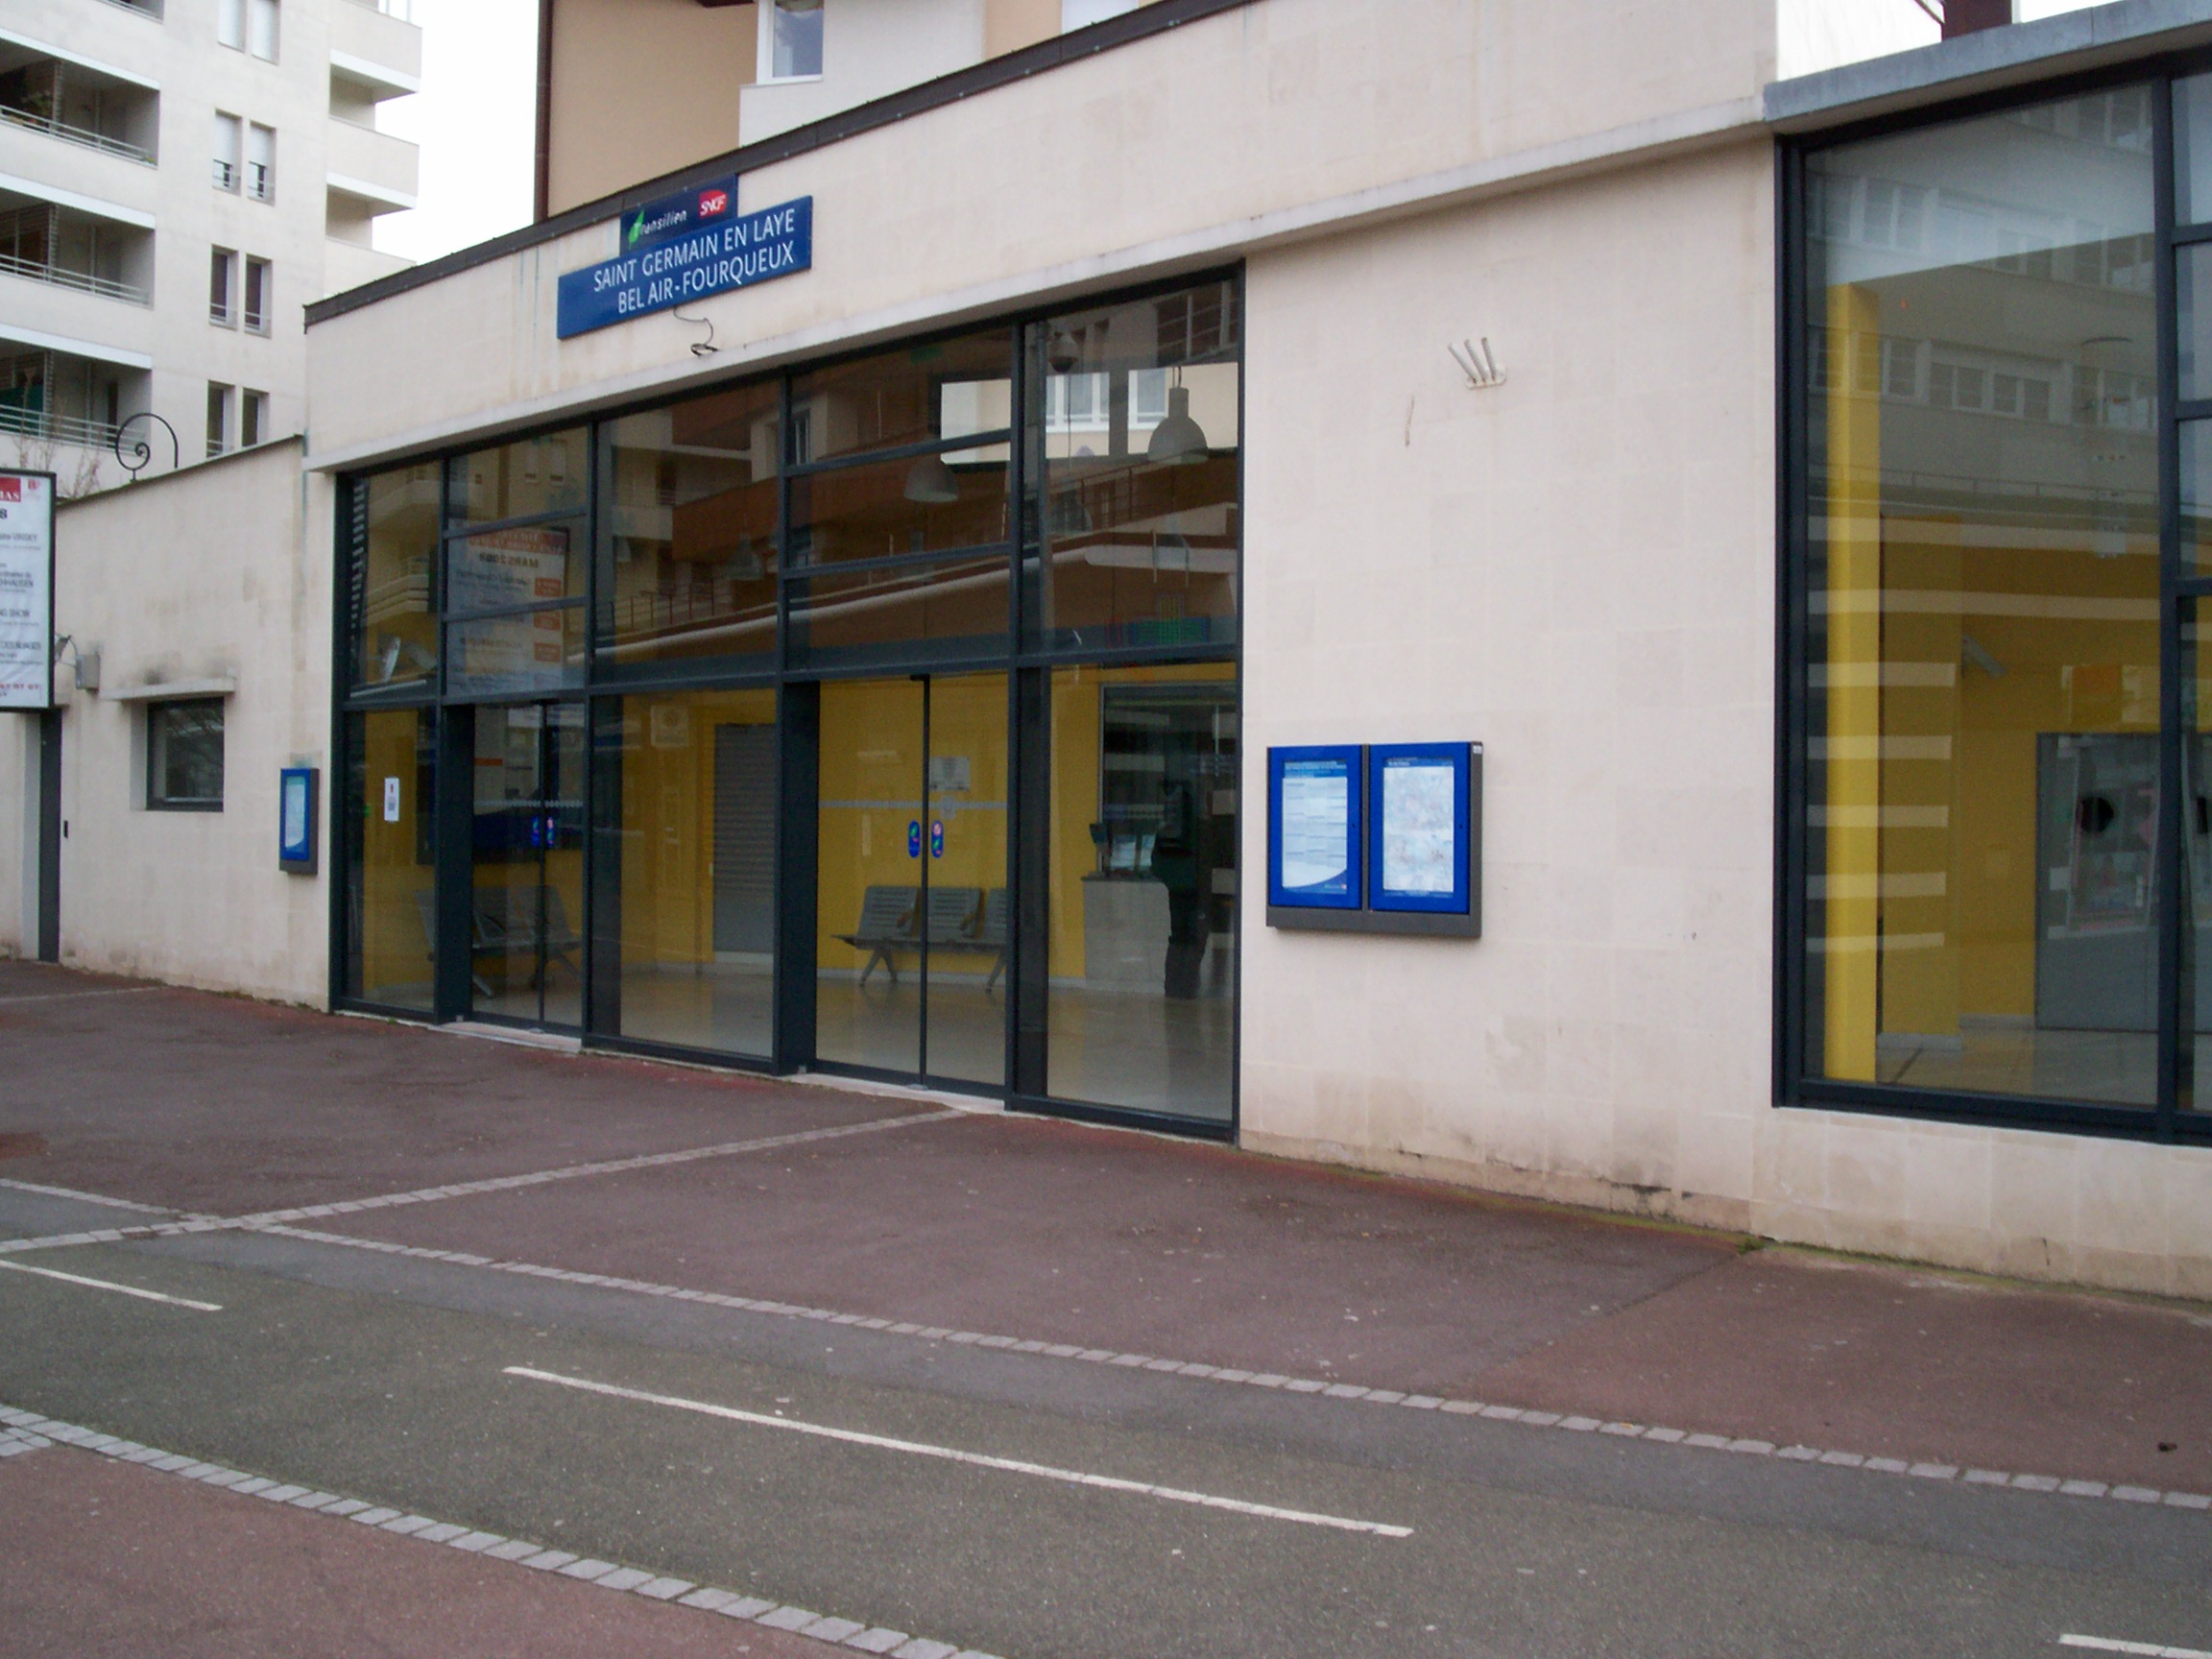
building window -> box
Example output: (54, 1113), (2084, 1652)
(246, 123), (275, 202)
(248, 0), (278, 61)
(761, 0), (823, 81)
(208, 248), (236, 326)
(147, 699), (225, 810)
(244, 256), (271, 334)
(213, 112), (241, 191)
(1785, 81), (2204, 1136)
(241, 389), (268, 447)
(217, 0), (245, 49)
(206, 382), (233, 457)
(1062, 0), (1142, 28)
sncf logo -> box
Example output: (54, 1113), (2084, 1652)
(699, 188), (729, 217)
(0, 478), (21, 502)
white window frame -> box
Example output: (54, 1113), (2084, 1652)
(213, 111), (242, 192)
(206, 381), (234, 458)
(248, 0), (279, 61)
(243, 255), (271, 335)
(757, 0), (824, 84)
(245, 122), (275, 203)
(241, 388), (269, 447)
(209, 247), (237, 327)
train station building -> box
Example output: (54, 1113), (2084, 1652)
(11, 0), (2212, 1299)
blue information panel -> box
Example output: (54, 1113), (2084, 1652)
(278, 765), (318, 875)
(557, 196), (812, 340)
(1267, 746), (1362, 909)
(1366, 742), (1471, 914)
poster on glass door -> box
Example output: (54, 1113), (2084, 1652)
(0, 471), (55, 709)
(449, 525), (569, 689)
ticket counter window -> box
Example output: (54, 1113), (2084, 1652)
(1047, 665), (1238, 1119)
(589, 687), (778, 1058)
(343, 707), (436, 1012)
(1802, 87), (2157, 1106)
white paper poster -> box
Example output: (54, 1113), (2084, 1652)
(0, 472), (54, 709)
(1381, 758), (1456, 895)
(449, 526), (570, 686)
(1279, 761), (1350, 893)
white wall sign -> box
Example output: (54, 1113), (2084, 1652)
(0, 471), (55, 710)
(383, 777), (401, 823)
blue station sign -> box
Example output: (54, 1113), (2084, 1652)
(557, 196), (812, 340)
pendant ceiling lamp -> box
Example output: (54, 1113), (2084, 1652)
(902, 452), (959, 503)
(1145, 373), (1208, 466)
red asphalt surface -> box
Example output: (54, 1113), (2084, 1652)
(0, 1447), (847, 1659)
(4, 960), (2209, 1497)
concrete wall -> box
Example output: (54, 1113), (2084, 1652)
(43, 443), (330, 1003)
(310, 0), (1779, 471)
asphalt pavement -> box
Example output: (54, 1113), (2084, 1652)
(0, 960), (2206, 1658)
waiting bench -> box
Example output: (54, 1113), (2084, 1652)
(838, 884), (1002, 987)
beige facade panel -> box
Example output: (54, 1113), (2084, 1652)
(543, 0), (758, 218)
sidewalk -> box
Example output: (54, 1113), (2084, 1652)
(3, 959), (2206, 1500)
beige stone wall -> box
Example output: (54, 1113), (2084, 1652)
(311, 0), (1775, 469)
(43, 444), (331, 1004)
(544, 0), (758, 217)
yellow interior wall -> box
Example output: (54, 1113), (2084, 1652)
(356, 709), (433, 1003)
(1823, 283), (1882, 1081)
(815, 676), (1007, 974)
(620, 689), (776, 971)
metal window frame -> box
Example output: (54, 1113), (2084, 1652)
(1777, 54), (2212, 1145)
(331, 266), (1244, 1140)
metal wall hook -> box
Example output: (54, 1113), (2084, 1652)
(113, 411), (180, 479)
(674, 306), (719, 356)
(1449, 337), (1506, 390)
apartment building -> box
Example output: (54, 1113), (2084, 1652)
(0, 0), (420, 495)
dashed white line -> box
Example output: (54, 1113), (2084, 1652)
(0, 1258), (222, 1310)
(0, 986), (162, 1004)
(505, 1363), (1415, 1539)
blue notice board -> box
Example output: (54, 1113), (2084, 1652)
(558, 196), (812, 340)
(278, 765), (318, 875)
(1367, 742), (1472, 914)
(1267, 746), (1362, 910)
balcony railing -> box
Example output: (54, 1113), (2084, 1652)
(0, 105), (156, 165)
(213, 157), (235, 190)
(0, 252), (150, 306)
(0, 405), (121, 449)
(246, 161), (272, 203)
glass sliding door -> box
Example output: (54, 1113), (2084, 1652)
(591, 686), (779, 1058)
(814, 673), (1007, 1085)
(469, 701), (587, 1029)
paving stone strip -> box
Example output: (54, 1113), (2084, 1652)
(0, 1403), (1001, 1659)
(219, 1223), (2212, 1516)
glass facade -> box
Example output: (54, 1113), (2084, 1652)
(334, 275), (1239, 1132)
(1790, 74), (2212, 1139)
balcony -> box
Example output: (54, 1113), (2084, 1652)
(0, 44), (159, 166)
(0, 345), (145, 457)
(325, 118), (418, 218)
(328, 0), (422, 94)
(0, 198), (152, 307)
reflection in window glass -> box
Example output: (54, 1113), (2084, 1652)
(790, 451), (1008, 566)
(1034, 280), (1239, 651)
(446, 606), (586, 697)
(790, 330), (1011, 464)
(351, 464), (439, 693)
(787, 553), (1011, 669)
(601, 385), (780, 670)
(1048, 664), (1238, 1121)
(448, 519), (585, 616)
(447, 427), (588, 525)
(148, 699), (225, 809)
(591, 688), (779, 1057)
(768, 0), (823, 78)
(343, 708), (436, 1011)
(1804, 89), (2157, 1106)
(2177, 73), (2212, 226)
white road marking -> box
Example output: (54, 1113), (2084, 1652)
(0, 1258), (222, 1310)
(2062, 1637), (2212, 1657)
(0, 1109), (960, 1258)
(506, 1364), (1414, 1539)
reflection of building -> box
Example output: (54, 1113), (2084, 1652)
(26, 0), (2212, 1299)
(0, 0), (421, 493)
